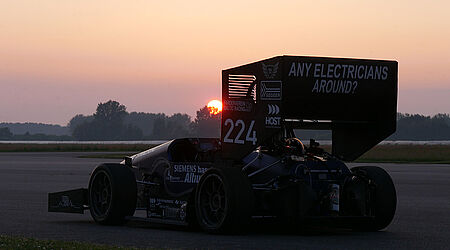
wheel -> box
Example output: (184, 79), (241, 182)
(350, 166), (397, 231)
(195, 167), (254, 234)
(88, 163), (137, 225)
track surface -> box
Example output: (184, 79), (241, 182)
(0, 152), (449, 249)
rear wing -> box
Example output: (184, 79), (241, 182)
(221, 55), (398, 161)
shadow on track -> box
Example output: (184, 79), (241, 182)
(48, 217), (389, 238)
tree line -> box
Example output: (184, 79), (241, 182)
(67, 100), (220, 140)
(388, 113), (450, 140)
(0, 122), (69, 136)
(1, 100), (450, 141)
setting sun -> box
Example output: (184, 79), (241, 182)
(207, 99), (222, 115)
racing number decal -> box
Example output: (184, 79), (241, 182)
(245, 120), (257, 145)
(223, 119), (234, 143)
(234, 120), (245, 144)
(223, 119), (257, 145)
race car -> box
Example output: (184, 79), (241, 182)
(49, 55), (398, 233)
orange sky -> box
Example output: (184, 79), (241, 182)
(1, 0), (449, 124)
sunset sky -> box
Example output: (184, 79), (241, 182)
(1, 0), (449, 125)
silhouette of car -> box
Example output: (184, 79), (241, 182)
(49, 56), (398, 233)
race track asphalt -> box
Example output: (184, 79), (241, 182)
(0, 152), (449, 249)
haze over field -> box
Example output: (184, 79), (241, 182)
(1, 0), (449, 125)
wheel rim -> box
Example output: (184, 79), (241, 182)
(90, 171), (112, 217)
(198, 173), (227, 228)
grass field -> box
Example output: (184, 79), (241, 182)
(0, 235), (143, 250)
(1, 143), (449, 163)
(319, 144), (450, 163)
(356, 144), (450, 163)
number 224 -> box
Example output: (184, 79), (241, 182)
(223, 119), (257, 145)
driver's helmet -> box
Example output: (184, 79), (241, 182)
(285, 137), (305, 155)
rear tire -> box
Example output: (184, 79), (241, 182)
(195, 167), (254, 234)
(351, 166), (397, 231)
(88, 163), (137, 225)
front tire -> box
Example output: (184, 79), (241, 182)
(351, 166), (397, 231)
(195, 167), (254, 234)
(88, 163), (137, 225)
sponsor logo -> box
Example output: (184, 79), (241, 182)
(260, 81), (282, 100)
(262, 62), (279, 79)
(58, 195), (73, 208)
(149, 198), (185, 205)
(173, 164), (198, 173)
(267, 104), (280, 115)
(184, 173), (201, 183)
(265, 116), (281, 127)
(169, 164), (207, 184)
(223, 100), (252, 112)
(329, 184), (340, 212)
(172, 164), (207, 175)
(179, 203), (187, 221)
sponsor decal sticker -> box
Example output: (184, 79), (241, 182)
(329, 184), (340, 212)
(148, 198), (188, 220)
(262, 62), (279, 79)
(288, 61), (390, 95)
(265, 116), (281, 128)
(260, 81), (282, 100)
(267, 104), (280, 115)
(169, 164), (208, 184)
(58, 195), (73, 208)
(223, 119), (257, 145)
(223, 100), (252, 112)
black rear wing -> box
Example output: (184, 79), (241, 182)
(221, 55), (398, 161)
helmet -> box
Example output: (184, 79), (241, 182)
(285, 137), (305, 155)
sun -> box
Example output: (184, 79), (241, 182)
(207, 99), (222, 115)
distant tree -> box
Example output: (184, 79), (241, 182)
(166, 113), (192, 139)
(432, 113), (450, 126)
(90, 100), (128, 139)
(72, 100), (143, 140)
(191, 106), (221, 137)
(0, 127), (13, 139)
(389, 113), (450, 140)
(152, 115), (167, 139)
(0, 122), (70, 136)
(120, 124), (144, 140)
(94, 100), (127, 124)
(125, 112), (165, 136)
(72, 121), (97, 140)
(68, 114), (93, 133)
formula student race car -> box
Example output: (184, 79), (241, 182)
(49, 56), (398, 233)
